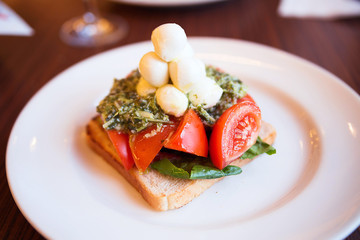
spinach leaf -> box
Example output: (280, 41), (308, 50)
(151, 158), (190, 179)
(240, 137), (276, 160)
(190, 165), (242, 179)
(151, 158), (242, 180)
(222, 165), (243, 175)
(150, 137), (275, 180)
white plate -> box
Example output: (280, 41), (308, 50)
(6, 38), (360, 240)
(110, 0), (225, 7)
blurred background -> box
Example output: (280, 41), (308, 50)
(1, 0), (359, 239)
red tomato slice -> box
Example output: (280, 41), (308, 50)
(107, 130), (135, 170)
(238, 94), (255, 104)
(164, 109), (208, 157)
(129, 124), (177, 172)
(209, 100), (261, 169)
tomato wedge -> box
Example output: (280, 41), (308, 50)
(238, 94), (255, 104)
(129, 124), (177, 172)
(107, 130), (135, 170)
(164, 109), (208, 157)
(209, 100), (261, 169)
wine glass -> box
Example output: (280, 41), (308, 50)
(60, 0), (128, 47)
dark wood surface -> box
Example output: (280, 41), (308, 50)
(1, 0), (359, 239)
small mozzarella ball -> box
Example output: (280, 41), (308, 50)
(139, 51), (169, 87)
(169, 57), (206, 93)
(136, 77), (157, 97)
(173, 42), (194, 60)
(189, 77), (223, 108)
(156, 84), (188, 117)
(151, 23), (188, 62)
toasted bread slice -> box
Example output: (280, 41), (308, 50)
(86, 117), (276, 211)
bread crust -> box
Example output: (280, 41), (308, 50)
(86, 117), (276, 211)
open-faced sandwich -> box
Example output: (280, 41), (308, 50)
(86, 23), (276, 211)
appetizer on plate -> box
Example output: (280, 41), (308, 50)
(86, 23), (276, 211)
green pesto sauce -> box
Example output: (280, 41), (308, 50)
(97, 66), (247, 133)
(96, 70), (170, 133)
(195, 66), (247, 125)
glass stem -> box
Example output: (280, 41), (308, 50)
(82, 0), (100, 24)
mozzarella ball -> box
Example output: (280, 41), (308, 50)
(136, 77), (157, 97)
(169, 57), (206, 93)
(173, 42), (194, 60)
(139, 51), (169, 87)
(151, 23), (188, 62)
(189, 77), (223, 108)
(156, 84), (188, 117)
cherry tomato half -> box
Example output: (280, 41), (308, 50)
(209, 100), (261, 169)
(164, 109), (208, 157)
(129, 123), (177, 172)
(107, 130), (135, 170)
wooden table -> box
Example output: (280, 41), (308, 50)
(1, 0), (359, 239)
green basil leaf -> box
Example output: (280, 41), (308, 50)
(240, 137), (276, 160)
(151, 158), (242, 180)
(190, 165), (226, 179)
(150, 136), (275, 179)
(190, 165), (242, 179)
(222, 165), (243, 176)
(151, 158), (190, 179)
